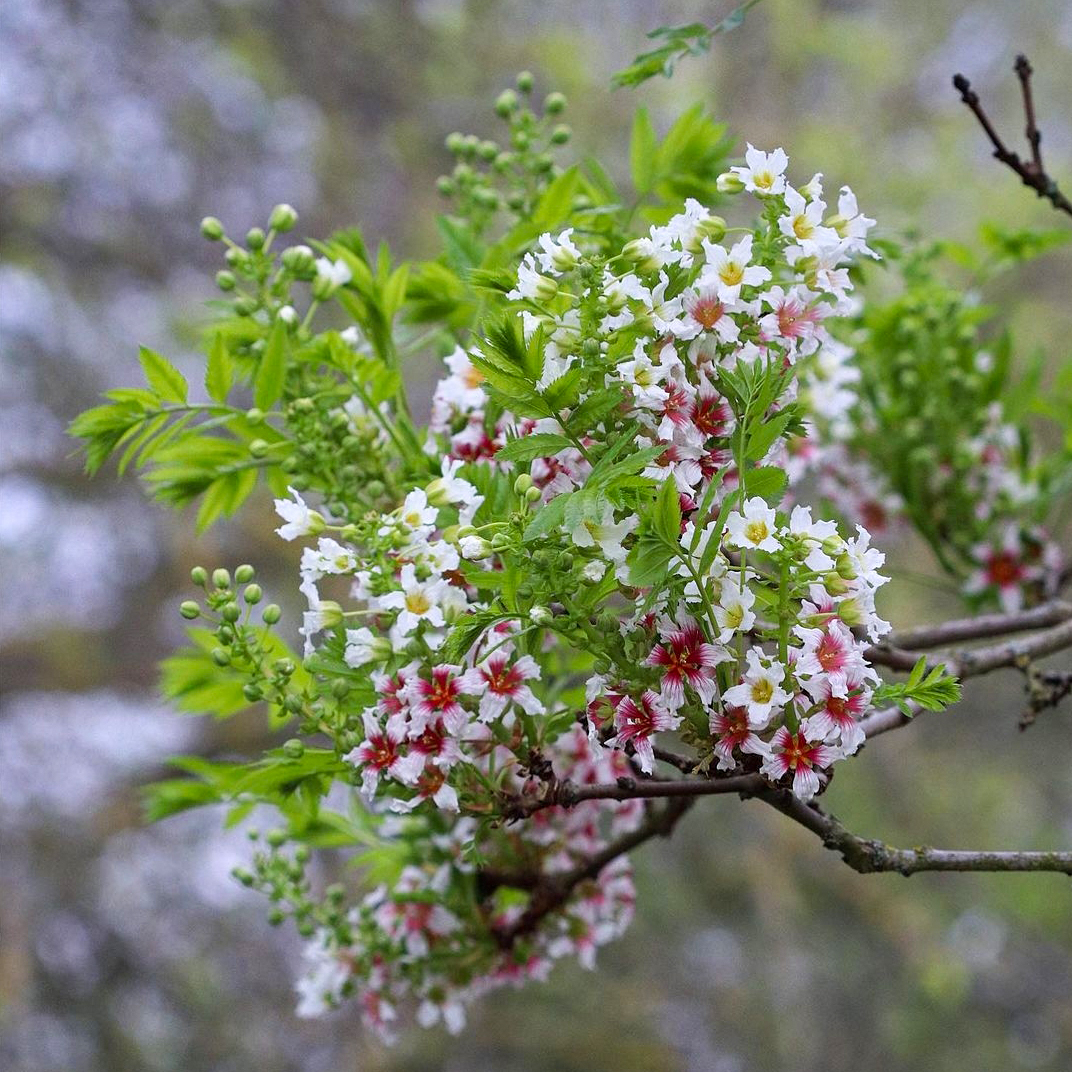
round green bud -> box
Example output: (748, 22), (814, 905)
(436, 176), (455, 197)
(225, 246), (249, 269)
(493, 151), (515, 172)
(211, 647), (231, 667)
(445, 132), (466, 155)
(217, 625), (234, 645)
(233, 298), (257, 317)
(477, 140), (499, 162)
(268, 203), (298, 232)
(525, 486), (541, 503)
(516, 70), (534, 93)
(544, 92), (567, 115)
(516, 583), (533, 599)
(506, 192), (526, 211)
(294, 844), (310, 864)
(281, 245), (316, 274)
(452, 162), (473, 183)
(244, 408), (264, 426)
(266, 828), (287, 848)
(557, 552), (574, 570)
(248, 438), (269, 459)
(242, 683), (263, 703)
(582, 337), (600, 358)
(512, 130), (530, 151)
(267, 909), (286, 926)
(716, 171), (746, 194)
(474, 187), (500, 210)
(495, 89), (519, 117)
(215, 270), (236, 291)
(365, 480), (385, 499)
(281, 455), (300, 473)
(282, 738), (305, 759)
(513, 473), (534, 495)
(530, 605), (553, 625)
(326, 882), (346, 903)
(212, 568), (231, 589)
(262, 604), (282, 625)
(243, 584), (263, 605)
(246, 227), (266, 250)
(200, 216), (225, 241)
(535, 152), (554, 172)
(190, 566), (208, 587)
(221, 602), (241, 623)
(273, 658), (295, 676)
(550, 124), (571, 145)
(179, 600), (200, 620)
(232, 867), (255, 887)
(331, 678), (350, 700)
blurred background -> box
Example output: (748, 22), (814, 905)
(2, 1), (1071, 1069)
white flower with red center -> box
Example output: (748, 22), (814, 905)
(792, 618), (867, 699)
(345, 709), (422, 796)
(730, 144), (789, 195)
(404, 664), (477, 736)
(724, 497), (780, 553)
(709, 704), (771, 771)
(679, 285), (742, 343)
(657, 378), (696, 441)
(758, 285), (828, 355)
(964, 525), (1035, 613)
(644, 437), (704, 493)
(407, 717), (465, 771)
(390, 764), (461, 813)
(761, 726), (838, 801)
(723, 649), (792, 728)
(606, 690), (680, 774)
(373, 564), (450, 635)
(699, 235), (772, 303)
(713, 582), (756, 643)
(645, 614), (728, 708)
(802, 672), (870, 755)
(473, 650), (544, 722)
(691, 389), (734, 439)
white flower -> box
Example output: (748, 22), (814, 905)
(699, 235), (772, 302)
(713, 582), (756, 643)
(274, 486), (323, 541)
(277, 304), (298, 324)
(569, 506), (638, 567)
(459, 534), (492, 560)
(373, 564), (449, 635)
(535, 228), (581, 274)
(399, 489), (438, 532)
(723, 649), (792, 728)
(582, 559), (607, 582)
(730, 144), (789, 195)
(778, 185), (838, 253)
(507, 254), (558, 301)
(314, 256), (352, 289)
(724, 497), (780, 552)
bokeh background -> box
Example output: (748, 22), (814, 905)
(2, 1), (1071, 1069)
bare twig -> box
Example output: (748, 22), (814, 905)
(886, 600), (1072, 651)
(953, 58), (1072, 219)
(757, 789), (1072, 875)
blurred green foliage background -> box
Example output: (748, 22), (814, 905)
(1, 1), (1070, 1069)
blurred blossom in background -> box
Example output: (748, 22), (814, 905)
(2, 1), (1071, 1069)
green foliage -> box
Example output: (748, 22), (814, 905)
(874, 658), (962, 716)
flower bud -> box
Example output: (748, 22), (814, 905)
(550, 124), (571, 145)
(716, 171), (746, 194)
(215, 270), (236, 291)
(822, 572), (851, 596)
(835, 553), (857, 580)
(516, 70), (534, 93)
(221, 601), (241, 622)
(445, 132), (466, 155)
(697, 214), (727, 243)
(282, 738), (305, 759)
(179, 600), (201, 620)
(525, 486), (541, 503)
(243, 683), (263, 702)
(191, 566), (208, 587)
(530, 605), (553, 625)
(269, 203), (298, 232)
(281, 245), (315, 274)
(246, 227), (266, 250)
(622, 239), (661, 273)
(212, 568), (231, 589)
(544, 92), (567, 115)
(495, 89), (518, 117)
(211, 647), (231, 667)
(276, 305), (298, 325)
(820, 536), (844, 556)
(200, 216), (224, 240)
(436, 176), (455, 197)
(317, 601), (345, 629)
(262, 603), (282, 625)
(243, 584), (263, 605)
(513, 473), (534, 495)
(249, 438), (270, 458)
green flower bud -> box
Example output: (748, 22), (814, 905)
(716, 171), (746, 194)
(436, 176), (455, 197)
(493, 151), (515, 172)
(836, 553), (857, 581)
(225, 246), (250, 269)
(268, 203), (298, 232)
(506, 191), (526, 211)
(200, 216), (224, 241)
(212, 568), (231, 589)
(266, 828), (287, 848)
(823, 572), (851, 596)
(190, 566), (208, 587)
(516, 70), (534, 93)
(246, 227), (266, 250)
(215, 270), (236, 291)
(232, 868), (255, 887)
(242, 683), (263, 703)
(445, 132), (466, 155)
(622, 238), (661, 274)
(513, 473), (534, 495)
(478, 140), (499, 161)
(550, 124), (571, 145)
(245, 407), (264, 424)
(525, 486), (541, 503)
(233, 297), (257, 317)
(495, 89), (518, 117)
(267, 909), (286, 926)
(365, 480), (385, 499)
(544, 92), (567, 115)
(281, 245), (316, 274)
(249, 438), (269, 459)
(282, 738), (305, 759)
(262, 604), (282, 625)
(221, 602), (241, 623)
(243, 584), (263, 605)
(530, 605), (553, 625)
(211, 647), (231, 667)
(179, 600), (200, 620)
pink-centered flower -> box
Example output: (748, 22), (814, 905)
(645, 615), (726, 708)
(803, 674), (868, 755)
(709, 705), (770, 771)
(606, 690), (680, 774)
(761, 726), (837, 801)
(404, 665), (477, 735)
(793, 618), (865, 699)
(345, 709), (422, 796)
(473, 651), (544, 722)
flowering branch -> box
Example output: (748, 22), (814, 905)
(953, 57), (1072, 219)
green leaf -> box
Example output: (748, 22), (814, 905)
(742, 466), (787, 503)
(138, 346), (188, 403)
(745, 407), (797, 463)
(496, 432), (574, 463)
(630, 108), (658, 196)
(254, 319), (288, 410)
(627, 531), (676, 587)
(523, 492), (572, 542)
(653, 475), (682, 544)
(205, 332), (233, 403)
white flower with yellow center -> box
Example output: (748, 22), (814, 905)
(729, 144), (788, 195)
(725, 497), (780, 553)
(714, 582), (757, 643)
(699, 235), (771, 303)
(373, 564), (449, 635)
